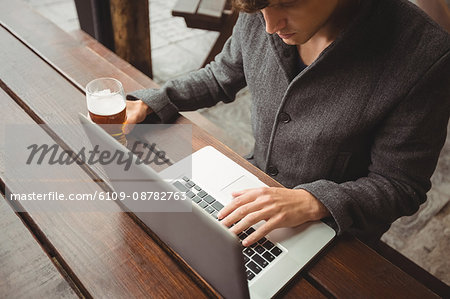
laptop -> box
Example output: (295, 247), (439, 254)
(79, 114), (335, 299)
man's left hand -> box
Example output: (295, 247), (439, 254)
(217, 187), (330, 246)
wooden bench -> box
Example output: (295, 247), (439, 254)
(172, 0), (239, 67)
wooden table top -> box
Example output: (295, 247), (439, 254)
(0, 1), (439, 298)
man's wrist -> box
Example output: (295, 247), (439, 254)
(301, 189), (330, 221)
(139, 100), (153, 115)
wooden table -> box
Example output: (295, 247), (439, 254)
(0, 1), (440, 298)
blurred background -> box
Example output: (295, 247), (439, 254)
(23, 0), (449, 286)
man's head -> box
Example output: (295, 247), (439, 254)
(232, 0), (349, 45)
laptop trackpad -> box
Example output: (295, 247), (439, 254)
(220, 175), (266, 204)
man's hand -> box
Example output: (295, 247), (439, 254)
(123, 100), (153, 134)
(217, 187), (330, 246)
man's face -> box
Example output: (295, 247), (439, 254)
(261, 0), (340, 45)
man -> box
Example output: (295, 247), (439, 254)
(125, 0), (450, 246)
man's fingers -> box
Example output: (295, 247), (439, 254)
(221, 197), (268, 228)
(229, 209), (267, 235)
(218, 196), (251, 225)
(231, 188), (254, 198)
(242, 219), (278, 247)
(123, 100), (151, 135)
(218, 188), (264, 220)
(218, 195), (249, 220)
(122, 120), (135, 135)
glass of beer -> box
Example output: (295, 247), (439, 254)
(86, 78), (127, 146)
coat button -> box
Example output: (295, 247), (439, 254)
(278, 112), (291, 123)
(267, 166), (278, 176)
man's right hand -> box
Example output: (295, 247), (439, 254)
(123, 100), (153, 134)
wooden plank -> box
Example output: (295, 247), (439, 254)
(0, 194), (77, 298)
(173, 0), (224, 30)
(278, 279), (327, 298)
(109, 0), (152, 78)
(306, 235), (439, 298)
(197, 0), (227, 18)
(0, 52), (209, 298)
(172, 0), (200, 16)
(371, 240), (450, 297)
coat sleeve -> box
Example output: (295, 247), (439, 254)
(295, 51), (450, 239)
(126, 14), (247, 123)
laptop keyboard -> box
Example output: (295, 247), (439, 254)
(173, 176), (284, 281)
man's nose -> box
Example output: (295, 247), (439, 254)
(261, 7), (287, 34)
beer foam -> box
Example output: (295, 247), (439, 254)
(87, 89), (126, 116)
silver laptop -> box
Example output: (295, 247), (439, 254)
(79, 114), (335, 299)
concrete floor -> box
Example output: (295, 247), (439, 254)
(23, 0), (449, 286)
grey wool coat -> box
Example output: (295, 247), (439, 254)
(129, 0), (450, 240)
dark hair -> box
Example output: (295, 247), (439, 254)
(232, 0), (270, 13)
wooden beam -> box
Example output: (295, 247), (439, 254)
(109, 0), (152, 78)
